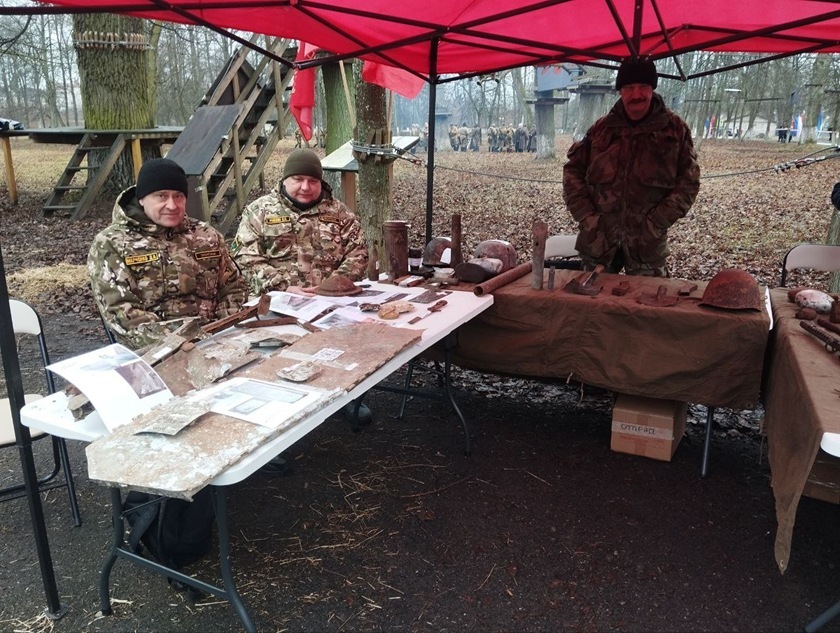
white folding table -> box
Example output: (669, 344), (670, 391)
(21, 282), (493, 632)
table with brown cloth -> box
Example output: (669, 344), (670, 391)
(765, 288), (840, 574)
(449, 268), (770, 410)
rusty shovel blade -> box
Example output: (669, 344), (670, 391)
(564, 264), (604, 296)
(637, 284), (679, 307)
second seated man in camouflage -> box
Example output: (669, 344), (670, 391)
(232, 148), (368, 295)
(563, 57), (700, 277)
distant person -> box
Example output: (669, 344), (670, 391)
(232, 148), (368, 295)
(563, 57), (700, 276)
(89, 158), (248, 350)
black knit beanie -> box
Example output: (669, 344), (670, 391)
(135, 158), (189, 200)
(282, 148), (323, 181)
(615, 58), (658, 90)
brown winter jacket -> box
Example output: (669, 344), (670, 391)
(563, 93), (700, 271)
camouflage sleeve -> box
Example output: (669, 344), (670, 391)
(87, 235), (170, 350)
(831, 182), (840, 210)
(647, 121), (701, 229)
(563, 136), (598, 223)
(232, 199), (283, 294)
(214, 239), (250, 319)
(335, 208), (369, 281)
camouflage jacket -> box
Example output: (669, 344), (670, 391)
(88, 187), (249, 350)
(231, 187), (368, 294)
(563, 93), (700, 272)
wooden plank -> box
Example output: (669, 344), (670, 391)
(161, 105), (242, 176)
(72, 135), (126, 219)
(85, 323), (421, 499)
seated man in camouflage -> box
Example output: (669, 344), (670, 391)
(88, 158), (249, 350)
(232, 148), (371, 423)
(232, 148), (367, 295)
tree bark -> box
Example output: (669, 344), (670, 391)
(72, 14), (157, 194)
(354, 65), (390, 279)
(322, 58), (356, 200)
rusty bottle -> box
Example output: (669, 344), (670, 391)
(384, 220), (409, 281)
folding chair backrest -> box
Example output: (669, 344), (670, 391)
(780, 244), (840, 286)
(8, 299), (55, 394)
(545, 234), (579, 260)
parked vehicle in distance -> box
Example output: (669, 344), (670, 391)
(0, 118), (24, 131)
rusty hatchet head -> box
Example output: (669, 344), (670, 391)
(564, 264), (604, 296)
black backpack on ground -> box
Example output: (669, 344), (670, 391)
(122, 486), (216, 570)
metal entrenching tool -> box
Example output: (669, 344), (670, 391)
(637, 284), (680, 307)
(564, 264), (604, 296)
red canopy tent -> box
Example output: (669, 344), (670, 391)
(15, 0), (840, 80)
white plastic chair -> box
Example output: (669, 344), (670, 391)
(544, 234), (582, 270)
(780, 243), (840, 286)
(0, 299), (81, 526)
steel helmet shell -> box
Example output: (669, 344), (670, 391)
(422, 236), (452, 266)
(473, 239), (517, 273)
(699, 268), (762, 311)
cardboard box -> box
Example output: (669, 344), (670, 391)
(610, 394), (687, 461)
(803, 451), (840, 504)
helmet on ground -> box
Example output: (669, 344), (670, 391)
(699, 268), (762, 311)
(473, 239), (517, 273)
(422, 236), (452, 266)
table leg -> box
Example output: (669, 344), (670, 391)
(96, 486), (256, 632)
(374, 331), (471, 454)
(806, 599), (840, 632)
(701, 406), (715, 478)
(442, 332), (470, 456)
(98, 487), (123, 615)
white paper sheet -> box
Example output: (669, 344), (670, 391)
(47, 344), (173, 431)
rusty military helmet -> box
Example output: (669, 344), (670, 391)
(422, 236), (452, 267)
(473, 239), (517, 273)
(699, 268), (763, 311)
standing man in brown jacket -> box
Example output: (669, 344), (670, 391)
(563, 57), (700, 276)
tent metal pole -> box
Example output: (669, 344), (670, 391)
(424, 38), (439, 246)
(0, 245), (65, 619)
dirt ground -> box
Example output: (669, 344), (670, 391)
(2, 138), (840, 632)
(2, 313), (840, 633)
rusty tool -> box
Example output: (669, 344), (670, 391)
(637, 284), (679, 307)
(612, 280), (630, 296)
(408, 299), (448, 324)
(235, 316), (299, 329)
(801, 320), (840, 356)
(202, 294), (271, 335)
(564, 265), (604, 296)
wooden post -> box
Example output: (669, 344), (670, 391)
(130, 137), (142, 180)
(341, 171), (356, 211)
(532, 220), (548, 289)
(1, 136), (17, 205)
(450, 213), (462, 266)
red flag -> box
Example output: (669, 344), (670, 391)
(362, 60), (426, 99)
(290, 42), (320, 141)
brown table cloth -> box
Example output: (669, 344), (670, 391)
(765, 288), (840, 573)
(450, 269), (770, 409)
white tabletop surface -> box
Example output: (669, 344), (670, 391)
(21, 282), (493, 488)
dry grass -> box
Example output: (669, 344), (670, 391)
(5, 263), (88, 305)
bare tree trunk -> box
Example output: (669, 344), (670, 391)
(827, 209), (840, 293)
(354, 65), (390, 278)
(72, 14), (156, 193)
(322, 59), (356, 200)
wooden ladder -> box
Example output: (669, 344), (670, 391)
(43, 133), (126, 219)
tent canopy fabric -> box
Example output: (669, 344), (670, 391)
(25, 1), (840, 80)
